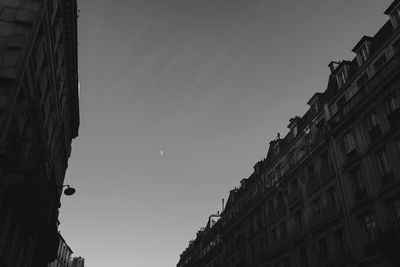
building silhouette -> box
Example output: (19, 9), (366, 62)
(47, 231), (73, 267)
(0, 0), (79, 266)
(70, 256), (84, 267)
(178, 0), (400, 266)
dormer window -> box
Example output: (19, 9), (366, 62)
(385, 1), (400, 28)
(352, 36), (372, 66)
(292, 125), (298, 138)
(273, 144), (280, 157)
(288, 116), (300, 139)
(336, 68), (347, 88)
(357, 44), (369, 65)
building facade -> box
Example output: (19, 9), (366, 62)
(0, 0), (79, 266)
(47, 232), (73, 267)
(178, 215), (222, 267)
(178, 1), (400, 266)
(70, 256), (85, 267)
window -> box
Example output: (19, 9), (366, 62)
(357, 44), (369, 65)
(288, 151), (295, 167)
(392, 199), (400, 220)
(280, 222), (287, 238)
(283, 257), (290, 267)
(274, 144), (280, 157)
(397, 138), (400, 153)
(308, 163), (316, 180)
(363, 214), (377, 242)
(312, 197), (321, 215)
(350, 167), (365, 192)
(376, 149), (391, 176)
(276, 164), (282, 179)
(346, 84), (358, 99)
(292, 125), (298, 138)
(356, 72), (369, 89)
(318, 237), (328, 257)
(337, 96), (347, 109)
(389, 6), (400, 28)
(321, 152), (330, 170)
(366, 110), (379, 129)
(393, 37), (400, 53)
(327, 187), (337, 208)
(300, 248), (308, 267)
(271, 229), (277, 243)
(291, 179), (298, 193)
(343, 132), (356, 154)
(337, 68), (347, 87)
(385, 93), (400, 114)
(373, 53), (387, 71)
(334, 229), (345, 252)
(295, 210), (303, 228)
(312, 102), (319, 113)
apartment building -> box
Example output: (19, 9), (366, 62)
(0, 0), (79, 266)
(177, 1), (400, 267)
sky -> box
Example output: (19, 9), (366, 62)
(59, 1), (392, 266)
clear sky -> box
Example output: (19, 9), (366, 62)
(59, 1), (392, 266)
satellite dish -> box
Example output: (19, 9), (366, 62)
(64, 187), (76, 196)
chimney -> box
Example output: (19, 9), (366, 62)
(328, 61), (340, 73)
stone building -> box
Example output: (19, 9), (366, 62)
(177, 1), (400, 266)
(0, 0), (79, 266)
(70, 256), (85, 267)
(178, 214), (222, 267)
(47, 232), (73, 267)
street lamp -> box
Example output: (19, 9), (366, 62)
(57, 185), (76, 196)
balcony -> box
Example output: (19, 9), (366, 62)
(224, 192), (263, 231)
(369, 125), (382, 143)
(288, 188), (303, 207)
(387, 108), (400, 128)
(329, 51), (400, 128)
(3, 138), (37, 172)
(361, 219), (400, 263)
(325, 250), (353, 267)
(381, 171), (395, 184)
(309, 205), (342, 232)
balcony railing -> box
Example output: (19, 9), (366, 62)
(309, 205), (342, 231)
(288, 188), (303, 206)
(329, 51), (400, 127)
(224, 192), (263, 231)
(306, 177), (320, 194)
(267, 204), (286, 224)
(3, 137), (37, 172)
(381, 171), (395, 184)
(325, 250), (353, 267)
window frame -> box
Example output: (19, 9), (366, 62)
(343, 132), (356, 154)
